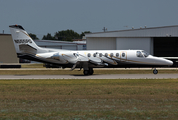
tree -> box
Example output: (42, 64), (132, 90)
(42, 33), (55, 40)
(29, 33), (39, 40)
(42, 30), (91, 41)
(80, 31), (91, 38)
(54, 30), (80, 41)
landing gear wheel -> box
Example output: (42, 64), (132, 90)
(83, 70), (89, 75)
(89, 68), (94, 75)
(153, 69), (158, 74)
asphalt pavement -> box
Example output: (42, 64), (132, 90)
(0, 74), (177, 79)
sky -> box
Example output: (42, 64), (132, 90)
(1, 0), (178, 39)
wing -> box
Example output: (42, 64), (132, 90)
(70, 53), (118, 70)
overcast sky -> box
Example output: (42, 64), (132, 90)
(1, 0), (178, 39)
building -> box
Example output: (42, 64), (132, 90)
(34, 40), (86, 50)
(0, 34), (18, 63)
(85, 25), (178, 57)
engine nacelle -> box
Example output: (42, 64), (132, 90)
(36, 52), (59, 59)
(59, 52), (78, 64)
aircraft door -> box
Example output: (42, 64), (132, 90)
(120, 51), (127, 62)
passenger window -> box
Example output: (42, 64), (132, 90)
(93, 53), (96, 57)
(116, 53), (119, 57)
(136, 51), (143, 57)
(105, 53), (108, 57)
(88, 53), (91, 57)
(122, 53), (125, 57)
(110, 53), (113, 57)
(99, 53), (103, 57)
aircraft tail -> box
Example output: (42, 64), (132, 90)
(9, 25), (45, 55)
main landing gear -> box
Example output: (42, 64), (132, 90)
(83, 68), (94, 75)
(153, 68), (158, 74)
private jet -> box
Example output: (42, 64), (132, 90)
(9, 25), (173, 75)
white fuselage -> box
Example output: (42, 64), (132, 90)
(36, 49), (173, 67)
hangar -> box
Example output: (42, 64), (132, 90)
(0, 34), (18, 63)
(34, 40), (86, 50)
(85, 25), (178, 57)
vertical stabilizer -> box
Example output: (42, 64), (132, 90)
(9, 25), (42, 54)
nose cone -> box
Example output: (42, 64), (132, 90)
(158, 58), (173, 66)
(165, 59), (173, 66)
(148, 56), (173, 66)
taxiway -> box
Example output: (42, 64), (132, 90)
(0, 74), (177, 79)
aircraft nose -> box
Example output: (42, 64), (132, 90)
(153, 57), (173, 66)
(166, 59), (173, 66)
(160, 58), (173, 66)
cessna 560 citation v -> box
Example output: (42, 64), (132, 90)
(9, 25), (173, 75)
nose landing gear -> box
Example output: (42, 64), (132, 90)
(153, 69), (158, 74)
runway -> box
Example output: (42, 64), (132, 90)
(0, 74), (177, 79)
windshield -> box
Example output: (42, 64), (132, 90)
(136, 51), (149, 57)
(142, 51), (149, 57)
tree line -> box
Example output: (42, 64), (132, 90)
(29, 30), (91, 41)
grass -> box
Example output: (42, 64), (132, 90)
(0, 79), (178, 119)
(21, 63), (45, 68)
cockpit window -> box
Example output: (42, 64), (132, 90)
(142, 51), (149, 57)
(136, 51), (150, 57)
(136, 51), (143, 57)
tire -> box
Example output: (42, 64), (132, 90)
(89, 69), (94, 75)
(153, 69), (158, 74)
(83, 70), (89, 75)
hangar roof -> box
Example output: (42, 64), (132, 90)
(85, 25), (178, 38)
(0, 34), (11, 36)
